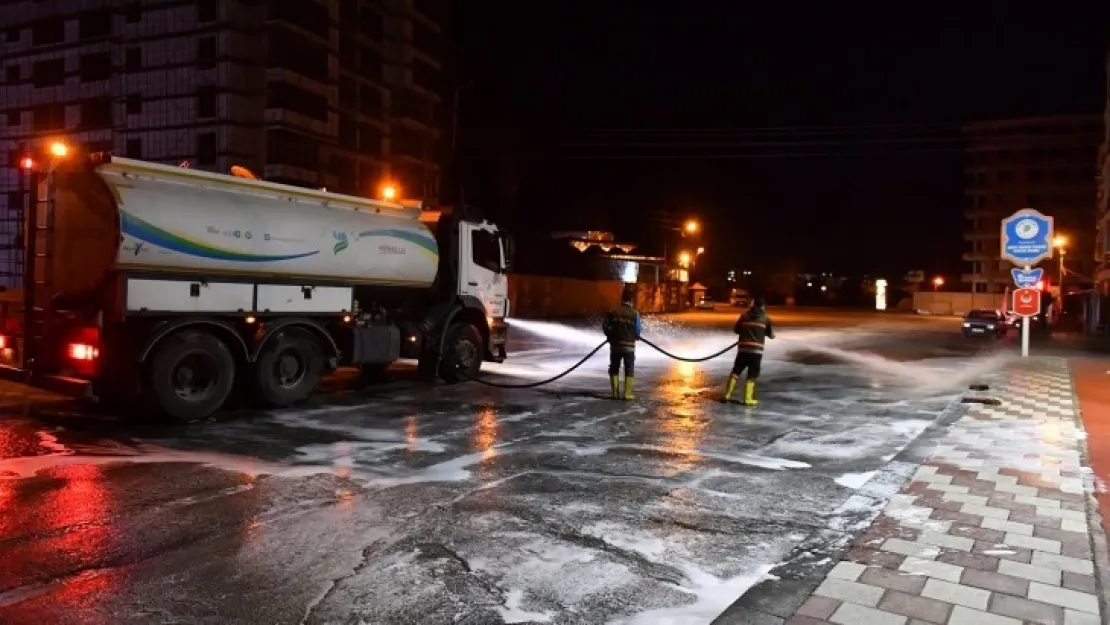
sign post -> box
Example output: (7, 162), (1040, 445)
(1000, 209), (1053, 358)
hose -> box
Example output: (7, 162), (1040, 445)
(638, 337), (738, 362)
(459, 340), (610, 388)
(458, 336), (739, 388)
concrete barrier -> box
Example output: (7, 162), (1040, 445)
(912, 291), (1006, 316)
(507, 275), (624, 318)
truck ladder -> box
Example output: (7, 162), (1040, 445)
(22, 174), (55, 369)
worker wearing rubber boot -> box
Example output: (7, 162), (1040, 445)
(602, 290), (642, 400)
(724, 296), (774, 405)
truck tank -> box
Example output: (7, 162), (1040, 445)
(47, 156), (439, 302)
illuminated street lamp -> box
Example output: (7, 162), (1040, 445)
(696, 246), (705, 255)
(684, 219), (699, 235)
(678, 251), (692, 268)
(49, 141), (69, 158)
(932, 276), (944, 291)
(380, 183), (398, 201)
(1053, 234), (1067, 284)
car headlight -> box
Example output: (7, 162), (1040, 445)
(962, 322), (971, 328)
(986, 324), (995, 330)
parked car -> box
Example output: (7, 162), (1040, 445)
(962, 309), (1007, 339)
(696, 296), (716, 310)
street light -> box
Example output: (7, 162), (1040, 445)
(933, 276), (944, 291)
(1053, 234), (1067, 284)
(678, 251), (691, 268)
(49, 141), (69, 158)
(380, 183), (398, 201)
(684, 219), (699, 235)
(696, 247), (705, 255)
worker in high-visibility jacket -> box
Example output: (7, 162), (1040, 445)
(602, 291), (642, 400)
(724, 296), (775, 405)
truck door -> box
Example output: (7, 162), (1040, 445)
(460, 225), (507, 318)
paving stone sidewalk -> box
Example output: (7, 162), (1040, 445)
(785, 358), (1107, 625)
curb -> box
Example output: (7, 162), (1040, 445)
(1065, 359), (1110, 623)
(710, 396), (969, 624)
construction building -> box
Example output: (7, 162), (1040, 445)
(0, 0), (444, 288)
(962, 115), (1101, 293)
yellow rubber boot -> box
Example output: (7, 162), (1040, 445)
(609, 375), (620, 399)
(743, 380), (759, 406)
(724, 375), (738, 401)
(623, 376), (635, 400)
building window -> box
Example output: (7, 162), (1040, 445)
(125, 48), (142, 70)
(359, 8), (383, 39)
(197, 0), (218, 22)
(197, 36), (217, 69)
(359, 86), (382, 117)
(266, 82), (328, 121)
(125, 94), (142, 114)
(78, 10), (112, 39)
(270, 1), (330, 39)
(31, 59), (65, 87)
(359, 123), (382, 152)
(268, 25), (329, 78)
(31, 103), (65, 131)
(339, 117), (356, 149)
(267, 129), (320, 171)
(411, 58), (439, 93)
(126, 138), (142, 158)
(124, 4), (141, 23)
(79, 52), (112, 82)
(31, 19), (65, 46)
(5, 110), (20, 126)
(359, 46), (381, 81)
(339, 76), (357, 110)
(196, 132), (217, 165)
(79, 99), (113, 129)
(197, 87), (217, 118)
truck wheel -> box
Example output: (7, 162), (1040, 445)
(254, 329), (324, 407)
(439, 322), (483, 383)
(147, 331), (236, 421)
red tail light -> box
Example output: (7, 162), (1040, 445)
(68, 343), (99, 361)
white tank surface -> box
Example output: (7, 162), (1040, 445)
(72, 157), (440, 288)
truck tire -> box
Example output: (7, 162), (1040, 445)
(253, 329), (324, 407)
(439, 322), (483, 383)
(147, 330), (236, 422)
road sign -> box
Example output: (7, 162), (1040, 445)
(1012, 287), (1041, 317)
(1010, 267), (1044, 288)
(1000, 209), (1054, 266)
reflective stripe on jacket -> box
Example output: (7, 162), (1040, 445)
(603, 303), (641, 349)
(734, 308), (774, 352)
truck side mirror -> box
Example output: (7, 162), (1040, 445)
(500, 234), (514, 272)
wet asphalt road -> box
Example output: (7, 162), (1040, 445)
(0, 309), (1006, 625)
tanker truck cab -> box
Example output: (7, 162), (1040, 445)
(0, 154), (511, 421)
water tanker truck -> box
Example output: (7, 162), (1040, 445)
(0, 154), (511, 420)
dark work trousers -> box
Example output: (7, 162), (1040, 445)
(731, 349), (763, 380)
(608, 347), (636, 377)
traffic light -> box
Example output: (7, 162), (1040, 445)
(19, 156), (33, 170)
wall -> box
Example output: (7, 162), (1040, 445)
(913, 291), (1006, 316)
(507, 274), (624, 318)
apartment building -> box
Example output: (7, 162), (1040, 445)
(962, 115), (1101, 293)
(1097, 51), (1110, 295)
(0, 0), (444, 287)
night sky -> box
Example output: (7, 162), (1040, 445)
(451, 3), (1110, 279)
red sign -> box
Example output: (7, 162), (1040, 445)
(1012, 287), (1041, 317)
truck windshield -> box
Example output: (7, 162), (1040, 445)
(471, 230), (502, 273)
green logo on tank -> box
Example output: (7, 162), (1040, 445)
(333, 231), (348, 254)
